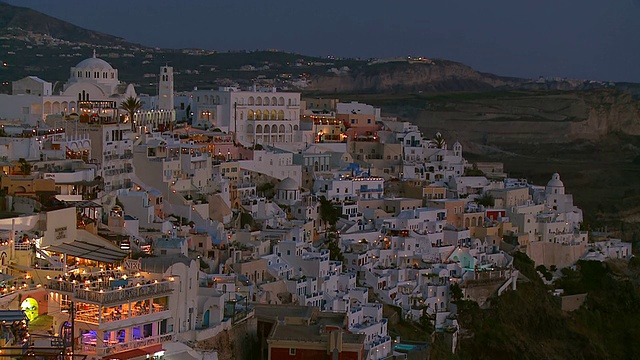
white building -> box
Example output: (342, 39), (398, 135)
(191, 87), (301, 146)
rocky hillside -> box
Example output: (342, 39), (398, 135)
(347, 90), (640, 144)
(306, 60), (523, 93)
(0, 1), (137, 47)
(305, 60), (629, 94)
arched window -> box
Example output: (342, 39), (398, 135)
(288, 99), (291, 106)
(279, 124), (285, 133)
(271, 125), (277, 133)
(293, 125), (299, 131)
(255, 110), (261, 120)
(271, 110), (277, 120)
(248, 97), (254, 105)
(264, 97), (270, 106)
(247, 124), (254, 134)
(247, 110), (254, 120)
(256, 97), (262, 106)
(256, 125), (263, 133)
(278, 97), (284, 106)
(272, 97), (277, 105)
(277, 110), (284, 120)
(264, 125), (270, 133)
(263, 110), (269, 120)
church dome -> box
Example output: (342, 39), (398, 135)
(546, 173), (564, 188)
(277, 177), (298, 191)
(75, 56), (113, 70)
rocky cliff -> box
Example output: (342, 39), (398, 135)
(371, 89), (640, 145)
(307, 60), (520, 93)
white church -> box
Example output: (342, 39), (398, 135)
(0, 51), (174, 128)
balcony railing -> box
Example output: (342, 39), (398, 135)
(50, 280), (173, 305)
(74, 281), (173, 305)
(97, 333), (175, 357)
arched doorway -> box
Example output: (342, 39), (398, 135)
(21, 298), (38, 321)
(203, 310), (210, 328)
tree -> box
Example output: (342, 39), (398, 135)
(319, 196), (340, 231)
(18, 158), (31, 175)
(450, 282), (463, 302)
(432, 132), (446, 149)
(119, 96), (143, 131)
(476, 193), (494, 207)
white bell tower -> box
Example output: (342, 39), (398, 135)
(158, 66), (174, 111)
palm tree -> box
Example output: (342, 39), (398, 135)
(432, 132), (446, 149)
(119, 96), (142, 131)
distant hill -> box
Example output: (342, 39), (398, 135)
(0, 1), (139, 47)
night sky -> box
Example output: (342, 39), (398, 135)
(5, 0), (640, 82)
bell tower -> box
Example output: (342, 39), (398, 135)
(158, 66), (174, 111)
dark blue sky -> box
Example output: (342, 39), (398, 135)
(6, 0), (640, 82)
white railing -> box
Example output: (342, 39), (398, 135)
(98, 333), (174, 356)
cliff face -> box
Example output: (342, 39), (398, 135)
(307, 61), (519, 93)
(378, 90), (640, 144)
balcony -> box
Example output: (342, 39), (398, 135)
(74, 282), (173, 305)
(97, 333), (174, 357)
(49, 280), (173, 305)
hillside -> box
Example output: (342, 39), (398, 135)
(0, 2), (136, 47)
(431, 255), (640, 360)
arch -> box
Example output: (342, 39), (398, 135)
(279, 124), (285, 133)
(272, 96), (277, 105)
(248, 97), (254, 105)
(471, 217), (477, 227)
(256, 124), (263, 133)
(61, 322), (72, 346)
(247, 124), (254, 134)
(263, 97), (270, 106)
(43, 101), (52, 114)
(264, 125), (270, 133)
(256, 97), (262, 105)
(52, 101), (61, 114)
(270, 110), (277, 120)
(69, 101), (76, 112)
(15, 186), (26, 193)
(465, 218), (470, 228)
(288, 99), (292, 106)
(277, 110), (284, 120)
(247, 110), (254, 120)
(61, 101), (69, 113)
(263, 110), (270, 120)
(21, 298), (38, 321)
(255, 110), (262, 120)
(204, 95), (209, 104)
(203, 310), (210, 327)
(293, 125), (299, 131)
(271, 124), (277, 133)
(215, 95), (220, 104)
(278, 97), (285, 106)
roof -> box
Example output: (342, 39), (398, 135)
(547, 173), (564, 188)
(44, 229), (127, 263)
(0, 310), (27, 323)
(75, 56), (113, 70)
(277, 177), (298, 191)
(268, 323), (365, 345)
(109, 344), (162, 360)
(154, 237), (185, 249)
(141, 255), (193, 273)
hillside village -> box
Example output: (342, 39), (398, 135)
(0, 53), (633, 360)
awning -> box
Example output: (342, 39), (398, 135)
(44, 230), (127, 263)
(106, 344), (163, 360)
